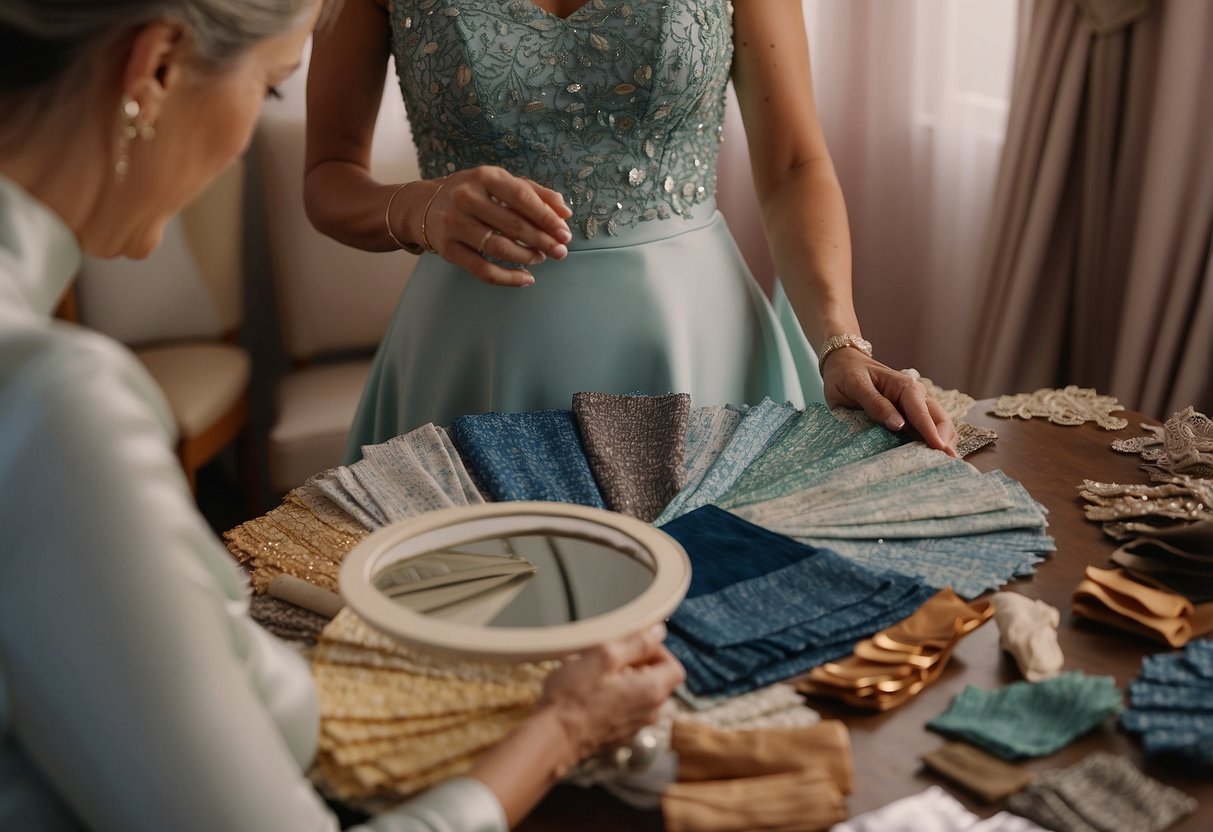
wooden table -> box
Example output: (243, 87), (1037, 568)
(520, 401), (1212, 830)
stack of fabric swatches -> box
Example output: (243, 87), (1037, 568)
(662, 720), (852, 832)
(658, 505), (938, 697)
(1072, 565), (1213, 647)
(797, 588), (993, 711)
(1121, 639), (1213, 766)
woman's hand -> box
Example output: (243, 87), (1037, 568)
(537, 624), (685, 761)
(822, 348), (959, 456)
(405, 166), (574, 287)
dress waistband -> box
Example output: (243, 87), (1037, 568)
(563, 197), (720, 251)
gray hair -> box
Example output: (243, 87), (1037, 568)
(0, 0), (317, 94)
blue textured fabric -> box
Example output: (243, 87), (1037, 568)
(659, 505), (820, 598)
(660, 505), (934, 696)
(1122, 640), (1213, 767)
(448, 410), (605, 507)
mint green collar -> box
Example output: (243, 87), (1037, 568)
(0, 173), (81, 317)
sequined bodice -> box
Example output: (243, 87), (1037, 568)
(388, 0), (733, 239)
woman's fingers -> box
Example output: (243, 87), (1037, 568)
(826, 354), (959, 456)
(443, 241), (535, 287)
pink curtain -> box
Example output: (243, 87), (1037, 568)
(967, 0), (1213, 417)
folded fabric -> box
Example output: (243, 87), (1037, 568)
(831, 785), (1049, 832)
(921, 742), (1033, 803)
(654, 397), (798, 524)
(448, 409), (605, 507)
(572, 391), (690, 522)
(1121, 640), (1213, 766)
(662, 768), (846, 832)
(672, 720), (853, 794)
(1110, 534), (1213, 603)
(662, 507), (934, 696)
(1005, 752), (1196, 832)
(1072, 565), (1213, 647)
(926, 672), (1123, 760)
(800, 588), (993, 711)
(991, 592), (1064, 682)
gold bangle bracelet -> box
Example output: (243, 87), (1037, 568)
(385, 182), (424, 255)
(419, 176), (450, 254)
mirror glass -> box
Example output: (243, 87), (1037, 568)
(372, 533), (655, 628)
(340, 502), (691, 660)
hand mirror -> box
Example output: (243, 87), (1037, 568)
(339, 501), (691, 661)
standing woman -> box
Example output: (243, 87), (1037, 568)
(0, 2), (683, 831)
(305, 0), (957, 461)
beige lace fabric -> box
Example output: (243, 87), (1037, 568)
(310, 609), (553, 803)
(916, 375), (998, 458)
(1079, 476), (1213, 527)
(1112, 406), (1213, 478)
(991, 385), (1128, 430)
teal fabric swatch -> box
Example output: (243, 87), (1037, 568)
(928, 673), (1124, 760)
(653, 398), (797, 525)
(1121, 639), (1213, 766)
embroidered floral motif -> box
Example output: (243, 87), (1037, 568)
(388, 0), (732, 238)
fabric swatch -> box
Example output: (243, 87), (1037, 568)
(672, 719), (852, 794)
(661, 506), (934, 697)
(1121, 640), (1213, 766)
(448, 409), (605, 507)
(927, 672), (1123, 760)
(1006, 752), (1196, 832)
(572, 391), (690, 522)
(921, 742), (1033, 803)
(832, 786), (1049, 832)
(653, 397), (798, 524)
(662, 768), (846, 832)
(1072, 565), (1213, 648)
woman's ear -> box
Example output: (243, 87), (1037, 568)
(120, 21), (188, 128)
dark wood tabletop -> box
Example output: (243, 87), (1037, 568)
(519, 400), (1212, 831)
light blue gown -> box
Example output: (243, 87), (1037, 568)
(344, 0), (824, 460)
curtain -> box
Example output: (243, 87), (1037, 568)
(966, 0), (1213, 417)
(717, 0), (1017, 387)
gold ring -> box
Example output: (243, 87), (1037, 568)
(478, 229), (496, 258)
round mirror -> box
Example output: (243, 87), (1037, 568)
(340, 502), (692, 660)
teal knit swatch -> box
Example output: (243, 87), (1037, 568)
(927, 672), (1124, 760)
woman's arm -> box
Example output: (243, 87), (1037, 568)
(731, 0), (956, 453)
(469, 631), (682, 826)
(304, 0), (573, 287)
(0, 334), (680, 832)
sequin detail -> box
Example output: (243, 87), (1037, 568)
(387, 0), (732, 238)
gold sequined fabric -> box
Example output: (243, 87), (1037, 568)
(991, 385), (1128, 430)
(310, 609), (553, 803)
(224, 484), (369, 594)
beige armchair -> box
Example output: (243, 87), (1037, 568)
(75, 161), (253, 496)
(255, 112), (421, 495)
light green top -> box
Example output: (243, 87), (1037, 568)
(0, 174), (505, 832)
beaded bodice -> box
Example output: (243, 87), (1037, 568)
(387, 0), (733, 239)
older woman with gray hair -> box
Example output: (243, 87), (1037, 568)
(0, 2), (683, 831)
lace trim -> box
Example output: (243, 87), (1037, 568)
(991, 386), (1128, 430)
(1111, 406), (1213, 479)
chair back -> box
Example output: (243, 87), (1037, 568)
(76, 160), (245, 344)
(255, 104), (421, 362)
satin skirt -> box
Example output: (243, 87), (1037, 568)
(344, 205), (824, 462)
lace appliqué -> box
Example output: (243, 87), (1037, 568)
(917, 375), (999, 458)
(388, 0), (732, 239)
(991, 386), (1128, 430)
(1112, 406), (1213, 479)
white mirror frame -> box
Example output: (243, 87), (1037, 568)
(340, 502), (692, 661)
